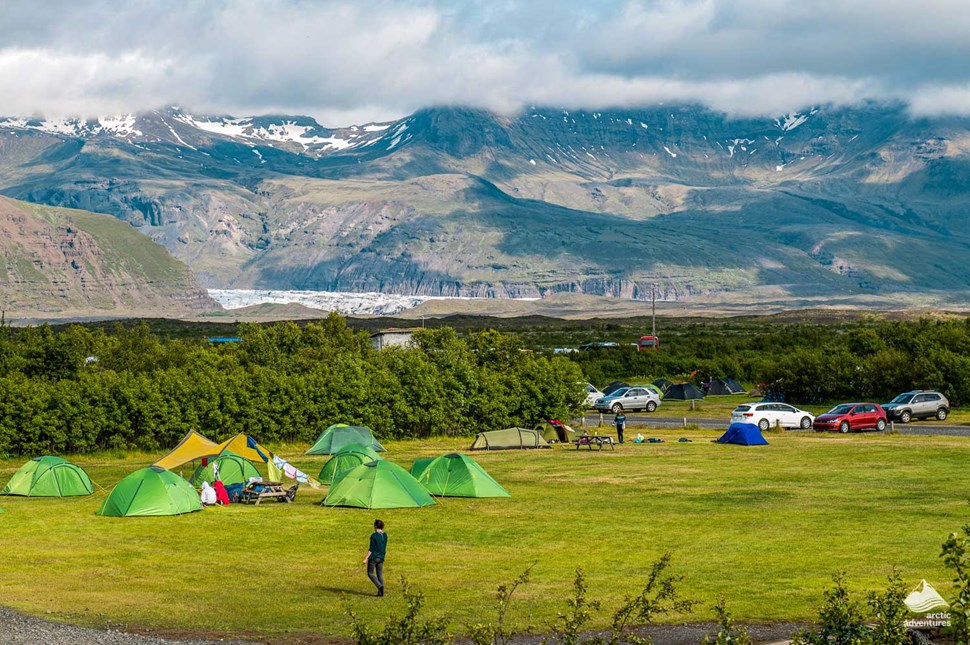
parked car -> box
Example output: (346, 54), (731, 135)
(578, 342), (620, 351)
(813, 403), (887, 433)
(730, 403), (815, 431)
(581, 383), (603, 407)
(881, 390), (949, 422)
(593, 386), (662, 413)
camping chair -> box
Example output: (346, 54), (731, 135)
(282, 484), (298, 503)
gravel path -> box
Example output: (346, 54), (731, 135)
(0, 604), (807, 644)
(0, 605), (256, 645)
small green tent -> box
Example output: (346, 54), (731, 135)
(323, 460), (435, 509)
(320, 451), (378, 485)
(470, 428), (550, 451)
(1, 456), (94, 497)
(414, 453), (510, 498)
(305, 423), (386, 455)
(190, 451), (261, 487)
(97, 466), (203, 517)
(409, 457), (435, 479)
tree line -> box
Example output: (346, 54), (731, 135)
(0, 315), (583, 455)
(4, 315), (970, 455)
(569, 318), (970, 406)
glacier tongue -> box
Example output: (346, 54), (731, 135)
(209, 289), (481, 316)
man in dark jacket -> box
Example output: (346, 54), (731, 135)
(614, 412), (627, 443)
(362, 519), (387, 596)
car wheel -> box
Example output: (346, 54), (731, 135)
(876, 418), (887, 432)
(839, 421), (850, 433)
(646, 401), (657, 413)
(611, 403), (622, 414)
(800, 416), (812, 429)
(758, 419), (770, 432)
(937, 408), (949, 421)
(900, 410), (911, 423)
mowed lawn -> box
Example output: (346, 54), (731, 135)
(0, 430), (968, 639)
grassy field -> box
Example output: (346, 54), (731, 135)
(1, 431), (968, 640)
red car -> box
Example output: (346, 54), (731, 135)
(813, 403), (888, 433)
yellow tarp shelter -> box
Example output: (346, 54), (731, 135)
(212, 433), (273, 465)
(154, 431), (274, 469)
(153, 431), (315, 487)
(153, 430), (220, 470)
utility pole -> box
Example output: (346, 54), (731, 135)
(651, 284), (656, 337)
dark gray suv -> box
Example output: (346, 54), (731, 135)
(882, 391), (949, 423)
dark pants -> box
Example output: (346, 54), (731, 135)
(367, 557), (384, 590)
(616, 425), (625, 443)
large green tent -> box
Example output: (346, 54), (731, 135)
(323, 460), (435, 509)
(97, 466), (203, 517)
(469, 428), (550, 451)
(1, 456), (94, 497)
(190, 451), (261, 487)
(414, 453), (510, 498)
(320, 451), (377, 485)
(305, 423), (386, 455)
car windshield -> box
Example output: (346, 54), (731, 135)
(889, 393), (914, 404)
(609, 388), (630, 397)
(827, 404), (854, 415)
(584, 385), (597, 393)
(733, 405), (751, 413)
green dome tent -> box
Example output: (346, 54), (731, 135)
(189, 451), (261, 487)
(409, 457), (435, 479)
(323, 460), (435, 509)
(305, 423), (386, 455)
(1, 456), (94, 497)
(470, 428), (550, 451)
(414, 453), (510, 498)
(320, 450), (378, 485)
(97, 466), (203, 517)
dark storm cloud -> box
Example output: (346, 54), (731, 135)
(0, 0), (967, 123)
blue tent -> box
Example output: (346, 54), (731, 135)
(717, 423), (769, 446)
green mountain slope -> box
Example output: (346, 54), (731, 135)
(0, 196), (216, 316)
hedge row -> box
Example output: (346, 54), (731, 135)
(0, 317), (583, 455)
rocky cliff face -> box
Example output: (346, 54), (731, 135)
(1, 103), (969, 303)
(0, 196), (216, 317)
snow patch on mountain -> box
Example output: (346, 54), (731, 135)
(775, 111), (812, 132)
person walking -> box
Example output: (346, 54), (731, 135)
(614, 411), (627, 444)
(362, 519), (387, 596)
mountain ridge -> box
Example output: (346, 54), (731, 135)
(1, 102), (968, 305)
(0, 195), (217, 317)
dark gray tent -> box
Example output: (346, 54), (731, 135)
(707, 379), (735, 396)
(722, 378), (745, 394)
(602, 381), (629, 396)
(665, 383), (706, 400)
(652, 379), (674, 394)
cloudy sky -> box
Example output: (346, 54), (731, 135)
(1, 0), (968, 125)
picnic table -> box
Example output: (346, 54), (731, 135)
(575, 435), (616, 450)
(239, 481), (297, 505)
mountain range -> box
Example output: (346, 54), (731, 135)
(1, 102), (969, 307)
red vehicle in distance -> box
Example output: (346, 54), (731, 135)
(813, 403), (888, 433)
(638, 336), (661, 351)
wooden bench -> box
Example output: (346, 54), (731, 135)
(239, 482), (297, 505)
(575, 435), (616, 450)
